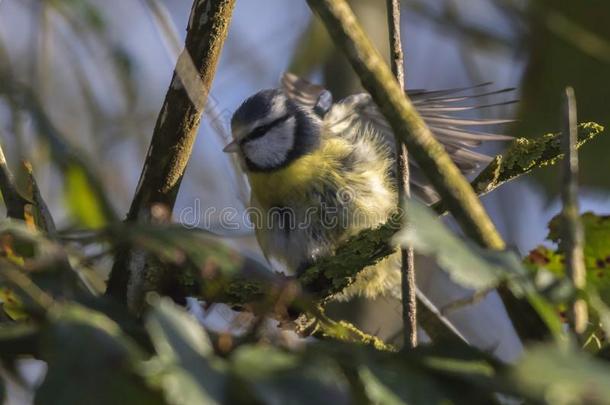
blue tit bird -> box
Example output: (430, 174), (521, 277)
(223, 73), (513, 299)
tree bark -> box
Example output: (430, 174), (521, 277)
(106, 0), (236, 313)
(386, 0), (417, 349)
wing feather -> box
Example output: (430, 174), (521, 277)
(280, 73), (514, 203)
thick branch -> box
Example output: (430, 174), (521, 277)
(106, 0), (236, 311)
(307, 0), (504, 250)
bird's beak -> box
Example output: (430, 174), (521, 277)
(223, 140), (239, 153)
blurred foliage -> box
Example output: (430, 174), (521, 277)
(515, 0), (610, 192)
(64, 165), (108, 229)
(2, 199), (610, 403)
(513, 343), (610, 405)
(397, 200), (563, 338)
(525, 212), (610, 351)
(398, 0), (610, 192)
(527, 213), (610, 303)
(0, 0), (133, 229)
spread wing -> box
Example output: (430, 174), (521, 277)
(281, 73), (515, 203)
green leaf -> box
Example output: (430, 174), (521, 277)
(357, 364), (449, 405)
(550, 213), (610, 300)
(525, 212), (610, 349)
(230, 345), (348, 405)
(357, 366), (406, 405)
(0, 221), (78, 300)
(317, 342), (501, 405)
(513, 343), (610, 405)
(64, 164), (108, 229)
(0, 288), (28, 321)
(109, 224), (245, 276)
(36, 304), (163, 405)
(396, 200), (563, 337)
(394, 200), (526, 290)
(144, 297), (227, 405)
(526, 212), (610, 302)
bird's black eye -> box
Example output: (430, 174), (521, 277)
(243, 114), (291, 142)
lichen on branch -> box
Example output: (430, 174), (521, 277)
(472, 122), (603, 196)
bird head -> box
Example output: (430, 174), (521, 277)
(224, 89), (321, 172)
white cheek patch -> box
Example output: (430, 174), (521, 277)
(243, 119), (296, 169)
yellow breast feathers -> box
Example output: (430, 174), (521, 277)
(248, 137), (353, 208)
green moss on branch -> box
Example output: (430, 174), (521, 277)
(472, 122), (603, 197)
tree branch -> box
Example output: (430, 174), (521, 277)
(560, 87), (587, 335)
(386, 0), (417, 349)
(106, 0), (236, 312)
(306, 0), (505, 251)
(0, 142), (29, 221)
(298, 306), (397, 351)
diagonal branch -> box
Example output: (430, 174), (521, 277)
(106, 0), (236, 312)
(307, 0), (505, 251)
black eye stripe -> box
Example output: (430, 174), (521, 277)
(242, 114), (291, 143)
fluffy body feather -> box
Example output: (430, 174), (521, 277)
(249, 124), (396, 278)
(226, 74), (512, 299)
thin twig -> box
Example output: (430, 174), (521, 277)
(0, 258), (55, 312)
(0, 142), (29, 220)
(387, 0), (405, 90)
(561, 87), (587, 335)
(386, 0), (417, 349)
(22, 161), (56, 234)
(106, 0), (236, 314)
(439, 288), (495, 315)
